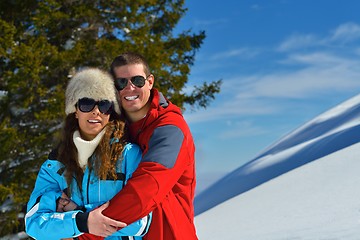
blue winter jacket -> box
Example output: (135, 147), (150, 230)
(25, 143), (151, 240)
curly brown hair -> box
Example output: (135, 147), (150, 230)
(57, 112), (128, 194)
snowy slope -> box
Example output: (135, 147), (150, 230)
(195, 143), (360, 239)
(194, 94), (360, 239)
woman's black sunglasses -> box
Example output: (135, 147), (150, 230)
(77, 98), (113, 115)
(114, 75), (149, 91)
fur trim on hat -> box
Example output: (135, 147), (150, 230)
(65, 68), (120, 115)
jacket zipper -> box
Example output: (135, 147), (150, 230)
(86, 169), (92, 204)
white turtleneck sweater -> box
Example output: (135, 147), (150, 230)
(73, 128), (107, 169)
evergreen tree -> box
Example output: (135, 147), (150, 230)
(0, 0), (221, 237)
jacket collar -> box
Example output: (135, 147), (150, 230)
(128, 88), (181, 142)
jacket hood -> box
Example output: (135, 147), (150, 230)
(148, 89), (182, 123)
(128, 89), (183, 142)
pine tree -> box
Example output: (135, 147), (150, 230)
(0, 0), (221, 237)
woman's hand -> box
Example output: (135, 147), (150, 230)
(56, 192), (78, 212)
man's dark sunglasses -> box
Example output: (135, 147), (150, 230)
(114, 75), (149, 91)
(77, 97), (113, 115)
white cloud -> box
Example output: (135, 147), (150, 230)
(330, 22), (360, 43)
(184, 96), (279, 124)
(193, 18), (228, 28)
(210, 48), (260, 61)
(248, 52), (360, 98)
(281, 52), (348, 66)
(219, 120), (268, 139)
(277, 34), (318, 51)
(278, 22), (360, 51)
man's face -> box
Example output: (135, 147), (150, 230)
(113, 63), (154, 122)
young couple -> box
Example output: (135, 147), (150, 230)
(25, 52), (198, 240)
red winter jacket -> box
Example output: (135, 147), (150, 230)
(101, 89), (198, 240)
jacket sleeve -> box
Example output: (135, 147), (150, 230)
(102, 124), (192, 224)
(110, 143), (152, 237)
(25, 160), (84, 239)
(111, 212), (152, 237)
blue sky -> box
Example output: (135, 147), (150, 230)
(174, 0), (360, 192)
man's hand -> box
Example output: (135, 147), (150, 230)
(88, 202), (127, 237)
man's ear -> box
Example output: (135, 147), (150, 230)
(147, 74), (154, 90)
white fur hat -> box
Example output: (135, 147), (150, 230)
(65, 68), (120, 115)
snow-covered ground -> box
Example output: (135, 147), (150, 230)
(194, 94), (360, 239)
(195, 143), (360, 239)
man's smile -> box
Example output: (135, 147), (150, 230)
(125, 95), (139, 101)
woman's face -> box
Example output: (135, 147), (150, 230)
(75, 105), (110, 140)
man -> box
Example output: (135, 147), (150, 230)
(86, 52), (198, 240)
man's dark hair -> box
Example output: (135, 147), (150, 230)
(110, 52), (151, 78)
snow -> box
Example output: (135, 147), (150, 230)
(0, 232), (28, 240)
(194, 94), (360, 239)
(195, 143), (360, 239)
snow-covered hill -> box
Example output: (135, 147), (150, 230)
(194, 94), (360, 239)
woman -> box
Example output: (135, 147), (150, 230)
(25, 68), (151, 239)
